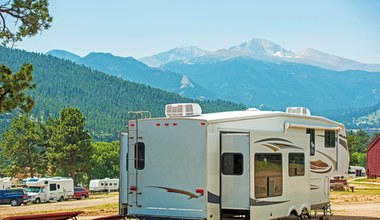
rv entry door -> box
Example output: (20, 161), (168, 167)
(221, 133), (250, 210)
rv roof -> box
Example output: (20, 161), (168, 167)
(194, 110), (281, 121)
(182, 110), (342, 127)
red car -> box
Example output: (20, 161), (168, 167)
(73, 187), (89, 200)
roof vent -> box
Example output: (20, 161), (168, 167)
(165, 103), (202, 117)
(286, 107), (311, 116)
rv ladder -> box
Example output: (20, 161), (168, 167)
(126, 111), (151, 208)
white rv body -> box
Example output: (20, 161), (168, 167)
(0, 177), (12, 189)
(348, 166), (366, 177)
(120, 104), (349, 219)
(89, 178), (119, 192)
(26, 177), (74, 203)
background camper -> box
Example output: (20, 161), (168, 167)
(0, 178), (11, 190)
(26, 177), (74, 203)
(89, 178), (119, 192)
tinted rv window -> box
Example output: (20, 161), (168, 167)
(135, 142), (145, 170)
(221, 153), (243, 175)
(306, 128), (315, 156)
(325, 130), (336, 148)
(254, 153), (282, 198)
(289, 153), (305, 176)
(50, 184), (57, 191)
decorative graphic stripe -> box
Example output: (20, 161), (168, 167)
(310, 185), (320, 190)
(269, 143), (303, 150)
(207, 191), (220, 204)
(339, 139), (348, 150)
(254, 138), (292, 144)
(311, 166), (332, 174)
(315, 150), (337, 171)
(262, 144), (280, 152)
(148, 186), (201, 199)
(250, 199), (289, 206)
(260, 142), (302, 152)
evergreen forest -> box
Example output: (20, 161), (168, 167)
(0, 46), (245, 141)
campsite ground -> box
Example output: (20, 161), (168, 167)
(1, 178), (380, 219)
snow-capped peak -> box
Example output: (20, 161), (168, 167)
(229, 38), (295, 58)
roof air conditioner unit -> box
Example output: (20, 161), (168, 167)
(165, 103), (202, 117)
(286, 107), (311, 116)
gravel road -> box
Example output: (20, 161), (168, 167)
(1, 195), (380, 220)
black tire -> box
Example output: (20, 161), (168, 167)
(59, 196), (64, 202)
(80, 195), (86, 200)
(10, 199), (20, 207)
(35, 198), (41, 204)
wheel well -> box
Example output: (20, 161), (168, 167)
(290, 209), (298, 216)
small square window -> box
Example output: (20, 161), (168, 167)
(325, 130), (336, 148)
(289, 153), (305, 176)
(221, 153), (243, 175)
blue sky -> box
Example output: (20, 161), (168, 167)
(17, 0), (380, 63)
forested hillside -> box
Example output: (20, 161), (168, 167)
(0, 47), (245, 141)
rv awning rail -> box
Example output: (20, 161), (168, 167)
(285, 122), (341, 131)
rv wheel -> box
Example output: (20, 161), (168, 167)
(299, 208), (310, 219)
(59, 196), (64, 202)
(35, 198), (41, 204)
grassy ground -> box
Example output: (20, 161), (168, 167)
(331, 178), (380, 204)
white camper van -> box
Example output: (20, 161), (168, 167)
(89, 178), (119, 192)
(0, 177), (12, 190)
(26, 177), (74, 203)
(119, 103), (349, 219)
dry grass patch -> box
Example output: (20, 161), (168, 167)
(331, 188), (380, 205)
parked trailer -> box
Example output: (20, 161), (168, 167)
(348, 166), (366, 177)
(89, 178), (119, 192)
(119, 103), (349, 220)
(0, 177), (12, 190)
(26, 177), (74, 203)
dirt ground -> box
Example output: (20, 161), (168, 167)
(1, 191), (380, 220)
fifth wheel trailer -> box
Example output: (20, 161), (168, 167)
(119, 103), (349, 219)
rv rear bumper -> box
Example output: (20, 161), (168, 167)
(127, 214), (206, 220)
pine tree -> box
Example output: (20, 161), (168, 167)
(47, 108), (93, 183)
(0, 64), (36, 114)
(0, 0), (52, 114)
(0, 114), (47, 177)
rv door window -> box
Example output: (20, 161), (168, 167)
(50, 184), (57, 191)
(289, 153), (305, 176)
(325, 130), (336, 148)
(306, 128), (315, 156)
(221, 153), (243, 175)
(135, 142), (145, 170)
(254, 153), (282, 198)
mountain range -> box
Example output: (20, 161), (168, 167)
(1, 46), (245, 141)
(139, 39), (380, 72)
(47, 50), (214, 100)
(46, 38), (380, 129)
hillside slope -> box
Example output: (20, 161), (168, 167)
(163, 56), (380, 112)
(0, 47), (245, 141)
